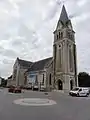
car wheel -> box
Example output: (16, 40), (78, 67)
(86, 93), (89, 97)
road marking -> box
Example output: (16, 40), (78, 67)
(13, 98), (57, 106)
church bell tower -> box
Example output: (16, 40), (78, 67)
(53, 5), (78, 91)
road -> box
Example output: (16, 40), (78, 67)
(0, 88), (90, 120)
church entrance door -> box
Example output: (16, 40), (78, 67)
(58, 80), (63, 90)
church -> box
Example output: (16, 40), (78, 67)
(11, 5), (78, 92)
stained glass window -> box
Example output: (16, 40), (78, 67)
(49, 74), (52, 85)
(69, 46), (73, 72)
(42, 74), (44, 84)
(61, 32), (63, 39)
(59, 48), (62, 68)
(59, 32), (60, 38)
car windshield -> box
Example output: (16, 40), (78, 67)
(72, 88), (79, 91)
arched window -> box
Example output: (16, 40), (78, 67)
(69, 45), (73, 72)
(59, 48), (61, 68)
(70, 34), (74, 40)
(42, 74), (44, 84)
(67, 31), (70, 38)
(59, 32), (60, 38)
(57, 34), (58, 40)
(61, 32), (63, 39)
(49, 74), (52, 85)
(67, 31), (73, 40)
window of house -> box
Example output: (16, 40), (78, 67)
(49, 74), (52, 85)
(42, 74), (44, 84)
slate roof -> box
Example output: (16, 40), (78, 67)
(59, 5), (69, 24)
(17, 58), (33, 67)
(27, 57), (53, 72)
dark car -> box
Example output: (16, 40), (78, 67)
(13, 87), (22, 93)
(8, 86), (15, 93)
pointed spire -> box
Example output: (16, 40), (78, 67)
(59, 5), (69, 24)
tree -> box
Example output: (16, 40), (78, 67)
(1, 78), (7, 87)
(78, 72), (90, 87)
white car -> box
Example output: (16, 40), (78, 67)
(69, 87), (90, 97)
(40, 85), (45, 91)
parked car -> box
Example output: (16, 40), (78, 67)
(40, 85), (45, 91)
(13, 87), (22, 93)
(25, 84), (32, 90)
(32, 83), (38, 91)
(33, 85), (38, 90)
(8, 85), (15, 93)
(69, 87), (90, 97)
(8, 86), (21, 93)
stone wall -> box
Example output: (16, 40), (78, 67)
(18, 69), (27, 86)
(7, 79), (16, 86)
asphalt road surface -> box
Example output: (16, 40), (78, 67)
(0, 88), (90, 120)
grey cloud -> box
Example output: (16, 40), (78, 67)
(2, 59), (14, 65)
(2, 49), (18, 58)
(68, 0), (90, 19)
(18, 24), (42, 48)
(12, 40), (22, 46)
(18, 24), (34, 39)
(0, 67), (12, 78)
(69, 12), (81, 19)
(43, 0), (62, 21)
(0, 46), (5, 54)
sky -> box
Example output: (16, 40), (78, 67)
(0, 0), (90, 78)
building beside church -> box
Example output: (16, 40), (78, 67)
(11, 5), (78, 91)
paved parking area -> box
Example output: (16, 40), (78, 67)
(0, 88), (90, 120)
